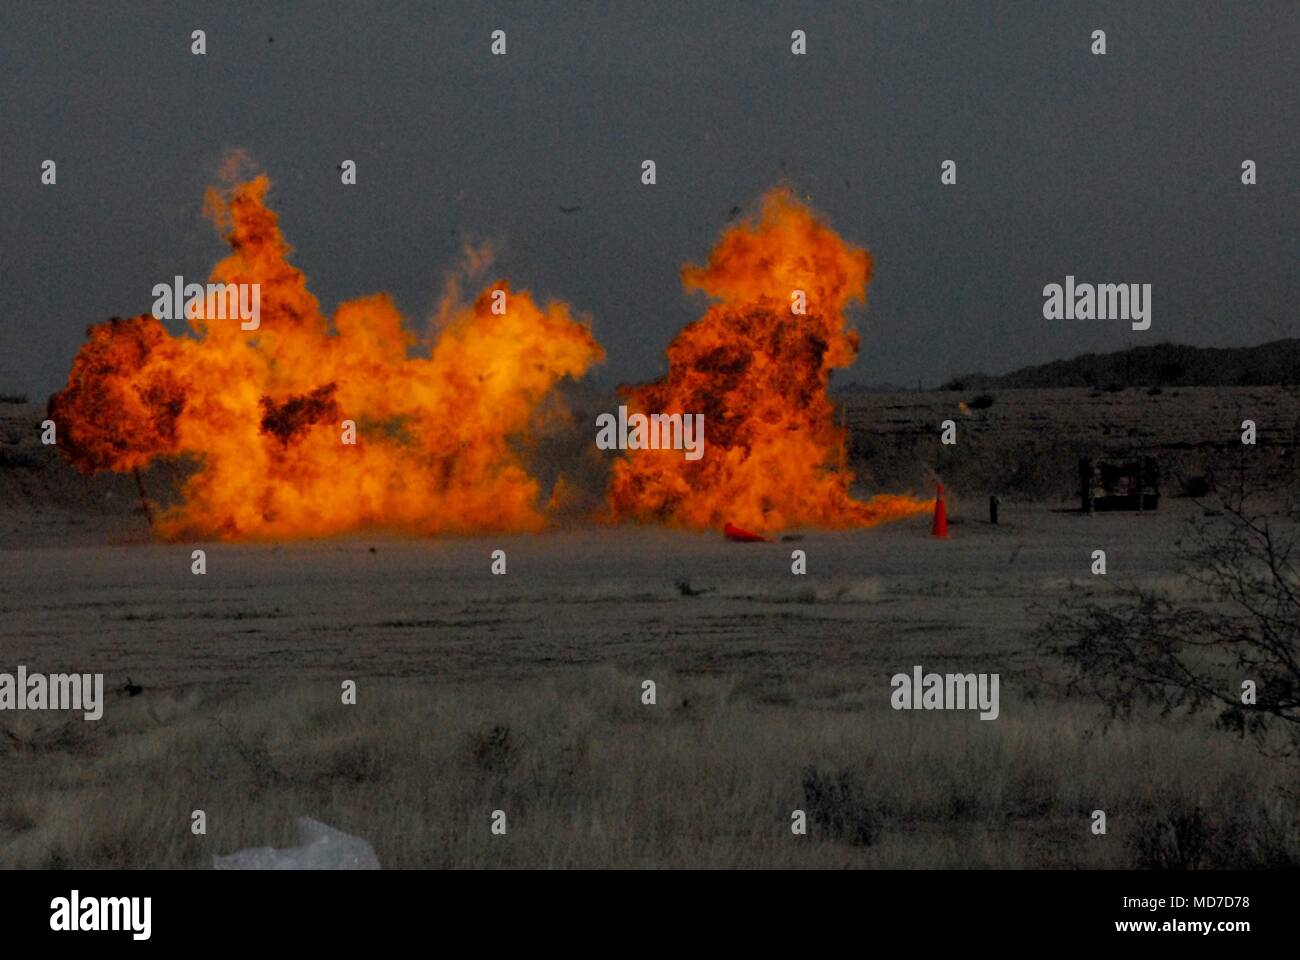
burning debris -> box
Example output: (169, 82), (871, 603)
(606, 188), (930, 534)
(48, 174), (604, 539)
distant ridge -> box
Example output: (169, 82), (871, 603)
(938, 339), (1300, 390)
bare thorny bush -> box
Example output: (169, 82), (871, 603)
(1038, 466), (1300, 763)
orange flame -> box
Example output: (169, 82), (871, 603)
(49, 175), (603, 539)
(606, 187), (930, 532)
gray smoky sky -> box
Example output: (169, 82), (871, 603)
(1, 1), (1296, 400)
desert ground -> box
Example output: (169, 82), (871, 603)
(1, 391), (1297, 868)
(841, 384), (1299, 498)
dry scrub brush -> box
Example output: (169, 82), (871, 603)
(2, 668), (1294, 868)
(1039, 471), (1300, 761)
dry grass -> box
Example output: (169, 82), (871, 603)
(1, 669), (1293, 869)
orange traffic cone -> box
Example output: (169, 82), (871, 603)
(931, 484), (949, 538)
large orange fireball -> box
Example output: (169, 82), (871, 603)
(607, 187), (930, 532)
(49, 175), (604, 539)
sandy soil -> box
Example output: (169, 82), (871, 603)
(1, 501), (1191, 692)
(0, 389), (1272, 691)
(843, 385), (1300, 497)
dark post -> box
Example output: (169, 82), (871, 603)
(132, 467), (155, 533)
(989, 495), (1000, 525)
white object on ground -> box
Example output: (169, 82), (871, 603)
(213, 817), (381, 870)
